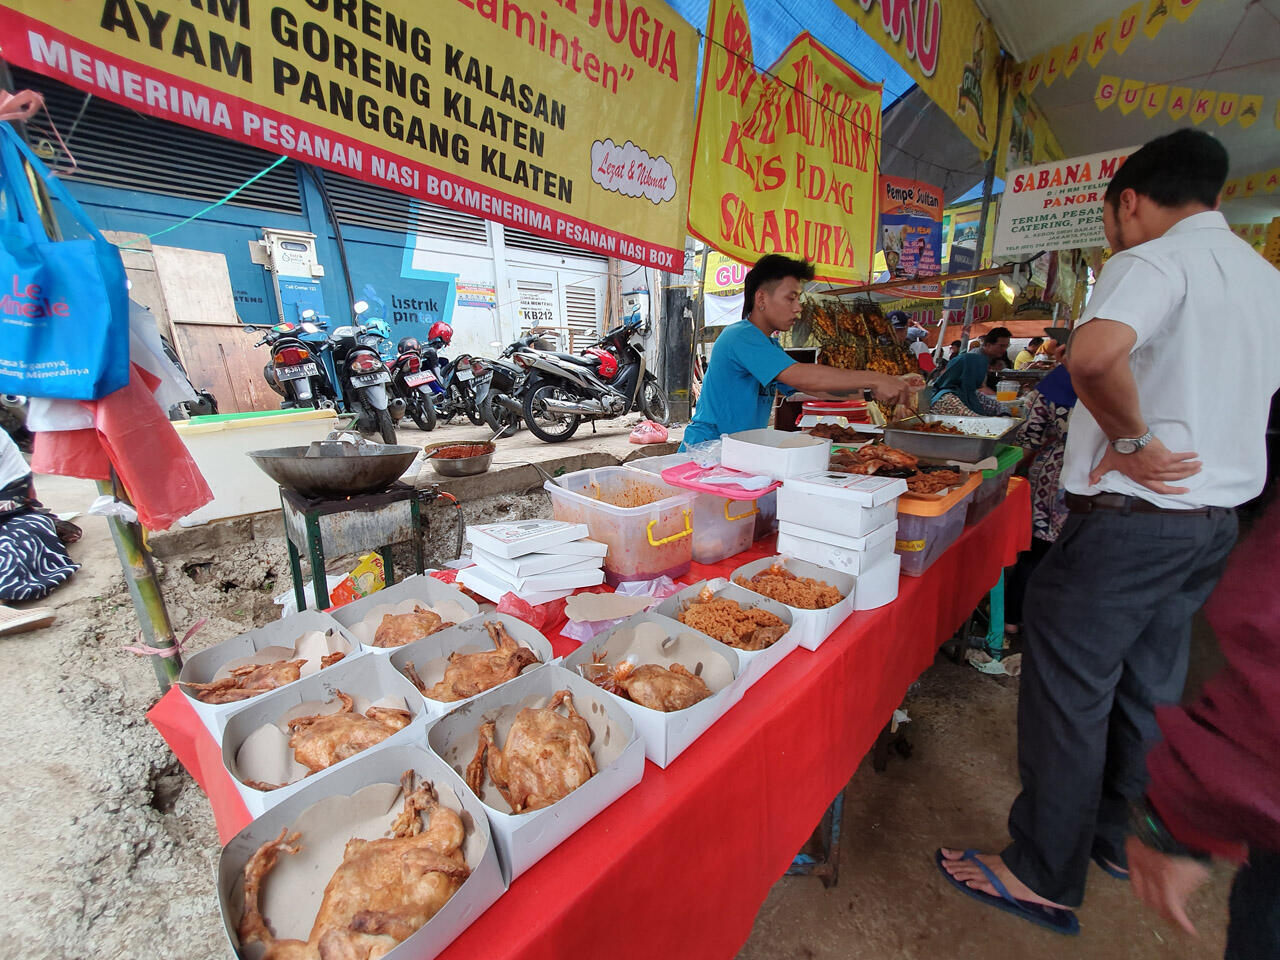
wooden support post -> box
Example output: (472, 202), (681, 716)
(97, 477), (182, 691)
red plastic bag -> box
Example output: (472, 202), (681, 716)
(496, 591), (569, 633)
(629, 419), (669, 444)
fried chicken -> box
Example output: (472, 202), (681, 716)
(735, 564), (843, 609)
(829, 444), (919, 476)
(677, 587), (788, 650)
(808, 423), (874, 443)
(237, 770), (470, 960)
(182, 658), (308, 705)
(588, 652), (713, 711)
(404, 621), (540, 703)
(465, 690), (596, 814)
(372, 606), (454, 648)
(906, 469), (965, 495)
(287, 691), (413, 776)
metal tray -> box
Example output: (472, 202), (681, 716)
(882, 415), (1022, 463)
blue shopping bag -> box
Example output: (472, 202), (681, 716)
(0, 124), (129, 400)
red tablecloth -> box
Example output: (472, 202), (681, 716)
(150, 479), (1030, 959)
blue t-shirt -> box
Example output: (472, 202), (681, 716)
(682, 320), (796, 449)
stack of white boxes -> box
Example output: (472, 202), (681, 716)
(460, 519), (607, 605)
(774, 471), (906, 611)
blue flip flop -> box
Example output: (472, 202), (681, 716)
(935, 849), (1081, 936)
(1092, 852), (1129, 880)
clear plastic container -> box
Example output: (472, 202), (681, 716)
(545, 466), (696, 585)
(628, 455), (758, 565)
(895, 474), (980, 577)
(965, 445), (1022, 526)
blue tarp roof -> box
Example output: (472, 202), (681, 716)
(665, 0), (917, 105)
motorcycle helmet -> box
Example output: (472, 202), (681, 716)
(397, 337), (421, 354)
(363, 318), (391, 340)
(428, 321), (453, 346)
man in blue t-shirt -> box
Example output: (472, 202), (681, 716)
(682, 255), (917, 449)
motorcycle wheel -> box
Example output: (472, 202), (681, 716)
(438, 385), (462, 424)
(641, 378), (671, 426)
(464, 389), (484, 425)
(523, 382), (581, 443)
(480, 393), (520, 438)
(408, 393), (437, 432)
(375, 405), (397, 444)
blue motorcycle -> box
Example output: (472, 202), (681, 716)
(299, 302), (402, 443)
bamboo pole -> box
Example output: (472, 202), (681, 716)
(98, 476), (182, 691)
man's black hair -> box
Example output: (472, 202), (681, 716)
(1027, 336), (1044, 349)
(949, 339), (962, 347)
(742, 254), (816, 318)
(983, 326), (1012, 344)
(1104, 128), (1228, 210)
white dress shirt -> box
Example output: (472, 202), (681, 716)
(1062, 210), (1280, 509)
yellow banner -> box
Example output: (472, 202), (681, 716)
(1238, 95), (1263, 128)
(703, 250), (748, 295)
(1142, 0), (1170, 41)
(689, 0), (882, 282)
(1214, 92), (1240, 126)
(1142, 84), (1168, 118)
(1087, 21), (1112, 68)
(998, 90), (1062, 179)
(1118, 78), (1145, 115)
(1042, 45), (1064, 88)
(1265, 168), (1280, 194)
(1167, 86), (1192, 120)
(1090, 76), (1266, 130)
(1021, 0), (1205, 76)
(2, 0), (697, 270)
(1190, 89), (1216, 124)
(828, 0), (1000, 157)
(1095, 75), (1121, 111)
(1113, 3), (1143, 55)
(1062, 33), (1088, 79)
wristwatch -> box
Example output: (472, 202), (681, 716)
(1129, 797), (1209, 861)
(1111, 430), (1153, 455)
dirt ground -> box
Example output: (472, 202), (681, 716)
(0, 434), (1234, 960)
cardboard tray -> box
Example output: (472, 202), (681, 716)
(728, 556), (857, 651)
(654, 580), (800, 691)
(426, 665), (645, 883)
(387, 613), (556, 721)
(220, 653), (428, 817)
(329, 575), (480, 654)
(177, 610), (360, 741)
(216, 742), (505, 960)
(559, 611), (744, 768)
(721, 428), (830, 479)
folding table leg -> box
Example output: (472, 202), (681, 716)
(786, 787), (847, 888)
(286, 538), (306, 613)
(379, 546), (396, 587)
(306, 514), (328, 611)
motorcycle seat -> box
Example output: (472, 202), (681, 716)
(549, 351), (600, 367)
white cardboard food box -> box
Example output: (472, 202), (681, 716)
(387, 613), (556, 721)
(777, 470), (907, 538)
(329, 575), (480, 655)
(721, 428), (830, 479)
(178, 610), (361, 741)
(465, 520), (590, 558)
(470, 558), (605, 594)
(852, 552), (901, 611)
(775, 519), (899, 575)
(427, 665), (645, 884)
(654, 580), (800, 691)
(220, 653), (428, 817)
(729, 556), (857, 650)
(470, 546), (603, 578)
(560, 611), (744, 768)
(216, 742), (505, 960)
(457, 565), (575, 606)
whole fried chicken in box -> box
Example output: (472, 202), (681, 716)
(465, 690), (597, 814)
(735, 564), (843, 610)
(587, 652), (712, 712)
(237, 770), (471, 959)
(403, 621), (540, 703)
(372, 606), (455, 648)
(677, 587), (788, 651)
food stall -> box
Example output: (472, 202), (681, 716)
(148, 420), (1030, 960)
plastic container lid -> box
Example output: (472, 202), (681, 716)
(982, 444), (1022, 479)
(659, 462), (782, 500)
(802, 400), (867, 415)
(897, 472), (982, 516)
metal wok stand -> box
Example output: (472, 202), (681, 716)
(280, 482), (426, 611)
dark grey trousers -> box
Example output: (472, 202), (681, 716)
(1001, 506), (1239, 906)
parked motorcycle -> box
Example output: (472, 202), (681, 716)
(158, 334), (219, 419)
(474, 337), (538, 438)
(325, 301), (400, 443)
(419, 323), (484, 426)
(254, 319), (328, 411)
(388, 336), (438, 432)
(513, 318), (670, 443)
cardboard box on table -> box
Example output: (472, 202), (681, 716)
(775, 519), (898, 576)
(654, 581), (800, 691)
(329, 575), (480, 655)
(177, 610), (361, 741)
(216, 742), (505, 960)
(427, 665), (644, 884)
(721, 428), (830, 479)
(220, 653), (427, 817)
(387, 613), (556, 721)
(776, 470), (907, 538)
(729, 556), (857, 650)
(560, 611), (744, 768)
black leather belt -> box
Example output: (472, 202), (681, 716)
(1065, 492), (1211, 516)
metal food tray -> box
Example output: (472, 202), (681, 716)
(882, 415), (1022, 463)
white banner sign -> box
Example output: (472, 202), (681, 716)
(993, 146), (1139, 259)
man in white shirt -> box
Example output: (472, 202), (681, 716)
(940, 128), (1280, 933)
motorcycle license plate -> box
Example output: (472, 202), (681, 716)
(405, 371), (436, 387)
(351, 371), (390, 387)
(277, 363), (318, 381)
(454, 368), (474, 382)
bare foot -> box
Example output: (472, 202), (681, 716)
(939, 848), (1068, 909)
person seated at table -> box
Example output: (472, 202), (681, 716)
(929, 328), (1016, 417)
(1014, 337), (1044, 370)
(0, 429), (79, 603)
(681, 255), (918, 450)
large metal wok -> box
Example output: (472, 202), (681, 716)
(248, 442), (419, 499)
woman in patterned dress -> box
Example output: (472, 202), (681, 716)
(0, 430), (78, 602)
